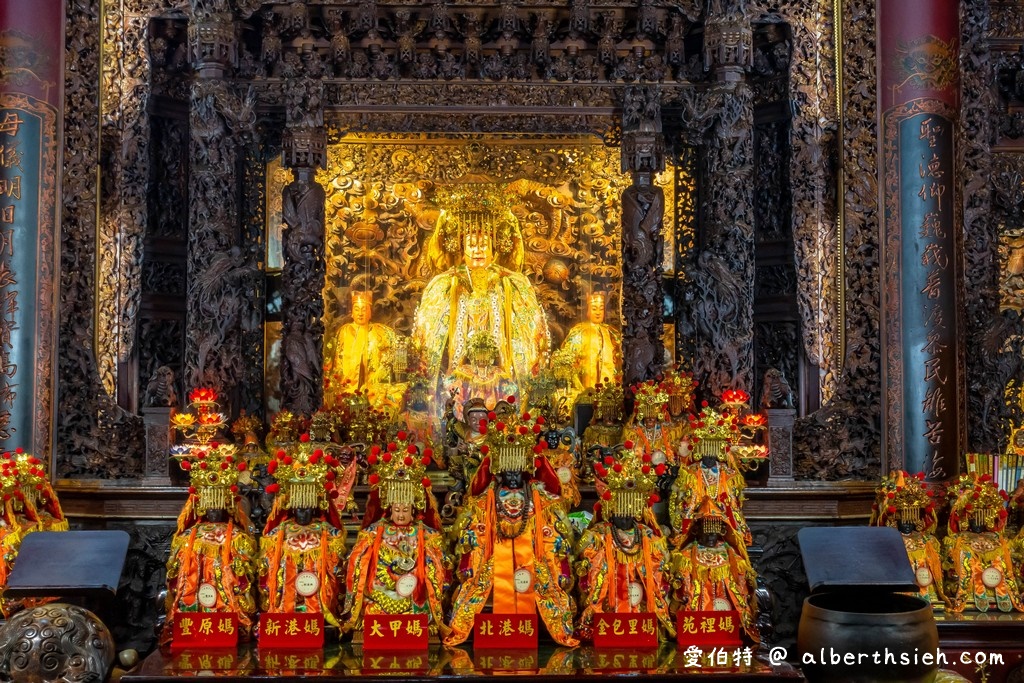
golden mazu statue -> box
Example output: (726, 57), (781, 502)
(0, 449), (65, 618)
(870, 470), (949, 609)
(165, 443), (259, 640)
(672, 497), (760, 643)
(576, 443), (676, 642)
(553, 291), (622, 408)
(942, 474), (1023, 613)
(669, 402), (751, 550)
(623, 380), (684, 468)
(412, 182), (550, 413)
(343, 430), (449, 637)
(446, 399), (579, 647)
(258, 435), (358, 628)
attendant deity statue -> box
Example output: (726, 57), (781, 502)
(12, 449), (66, 534)
(581, 383), (626, 483)
(672, 499), (760, 642)
(552, 292), (622, 408)
(444, 332), (519, 417)
(576, 445), (676, 641)
(412, 182), (549, 414)
(258, 435), (358, 629)
(943, 474), (1023, 613)
(165, 443), (258, 639)
(536, 425), (582, 512)
(445, 399), (579, 647)
(622, 380), (685, 469)
(669, 403), (750, 550)
(0, 450), (47, 617)
(324, 290), (405, 414)
(870, 471), (949, 609)
(342, 431), (449, 636)
(663, 365), (697, 423)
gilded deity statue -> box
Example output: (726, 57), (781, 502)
(342, 432), (449, 637)
(412, 183), (549, 414)
(622, 380), (685, 469)
(576, 445), (676, 642)
(552, 292), (622, 408)
(581, 383), (626, 483)
(258, 436), (358, 629)
(325, 290), (405, 414)
(446, 400), (579, 647)
(672, 498), (760, 643)
(165, 443), (259, 639)
(943, 474), (1023, 613)
(870, 471), (949, 609)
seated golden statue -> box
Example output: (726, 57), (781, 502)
(445, 400), (579, 647)
(576, 445), (676, 641)
(672, 498), (759, 642)
(165, 444), (258, 639)
(943, 474), (1023, 613)
(870, 470), (949, 609)
(324, 290), (406, 414)
(669, 403), (751, 550)
(343, 432), (449, 637)
(444, 332), (518, 416)
(258, 435), (358, 629)
(412, 183), (549, 414)
(580, 383), (625, 484)
(622, 380), (685, 469)
(552, 291), (622, 407)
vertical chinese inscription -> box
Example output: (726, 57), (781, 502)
(0, 110), (23, 440)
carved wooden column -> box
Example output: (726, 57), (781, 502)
(878, 0), (963, 481)
(184, 1), (256, 409)
(620, 85), (666, 410)
(691, 0), (755, 398)
(279, 79), (327, 416)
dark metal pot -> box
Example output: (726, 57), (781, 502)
(798, 591), (938, 683)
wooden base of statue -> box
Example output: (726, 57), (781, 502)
(935, 613), (1024, 683)
(124, 644), (804, 681)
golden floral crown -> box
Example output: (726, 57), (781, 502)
(594, 382), (625, 421)
(664, 366), (697, 413)
(948, 473), (1008, 533)
(593, 442), (664, 518)
(871, 470), (937, 531)
(433, 183), (515, 245)
(481, 397), (547, 474)
(177, 443), (248, 514)
(0, 449), (31, 505)
(631, 379), (669, 420)
(265, 434), (346, 510)
(367, 430), (434, 510)
(266, 409), (303, 448)
(688, 402), (741, 460)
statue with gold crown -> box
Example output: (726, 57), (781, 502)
(342, 430), (449, 637)
(669, 401), (751, 550)
(672, 497), (760, 642)
(663, 365), (697, 425)
(622, 380), (684, 470)
(412, 182), (549, 416)
(575, 443), (676, 642)
(943, 474), (1023, 613)
(0, 450), (51, 617)
(581, 383), (625, 483)
(257, 433), (358, 629)
(445, 398), (579, 647)
(165, 442), (259, 640)
(552, 291), (622, 409)
(870, 471), (948, 609)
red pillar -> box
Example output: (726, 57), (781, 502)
(878, 1), (963, 481)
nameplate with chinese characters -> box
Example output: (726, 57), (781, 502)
(593, 613), (658, 648)
(473, 614), (538, 649)
(362, 651), (431, 673)
(362, 614), (429, 650)
(258, 613), (325, 649)
(170, 613), (238, 649)
(676, 610), (742, 648)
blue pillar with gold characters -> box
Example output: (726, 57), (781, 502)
(0, 0), (62, 455)
(878, 0), (964, 482)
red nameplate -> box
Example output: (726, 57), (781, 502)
(593, 613), (658, 648)
(258, 649), (323, 673)
(362, 614), (429, 650)
(677, 610), (743, 648)
(258, 613), (325, 649)
(473, 613), (538, 649)
(168, 649), (239, 672)
(473, 649), (539, 672)
(588, 649), (661, 672)
(362, 651), (431, 673)
(170, 613), (239, 650)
